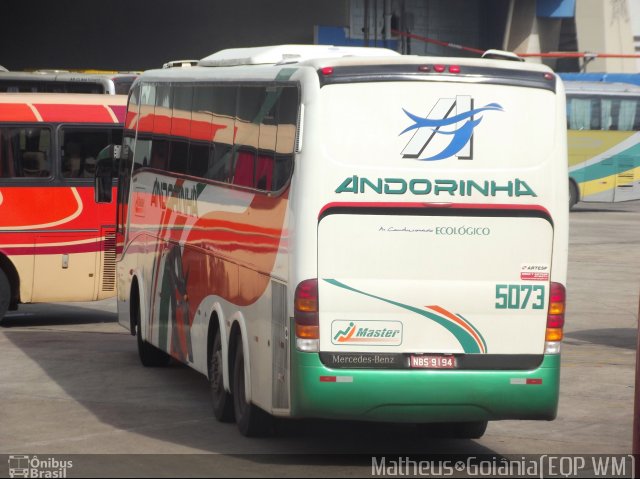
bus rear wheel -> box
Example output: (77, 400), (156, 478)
(209, 328), (234, 422)
(418, 420), (488, 439)
(232, 336), (273, 437)
(0, 269), (9, 322)
(569, 180), (579, 210)
(133, 293), (170, 367)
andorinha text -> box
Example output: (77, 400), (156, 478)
(151, 179), (199, 216)
(336, 176), (537, 197)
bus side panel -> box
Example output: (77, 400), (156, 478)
(568, 130), (640, 202)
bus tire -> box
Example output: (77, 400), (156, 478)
(209, 328), (234, 422)
(134, 295), (170, 367)
(0, 269), (9, 322)
(569, 180), (579, 210)
(232, 335), (273, 437)
(418, 420), (488, 439)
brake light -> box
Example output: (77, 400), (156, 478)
(545, 282), (566, 349)
(320, 67), (334, 76)
(449, 65), (461, 74)
(434, 64), (446, 73)
(295, 279), (319, 345)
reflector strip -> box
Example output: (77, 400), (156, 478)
(319, 376), (353, 383)
(510, 378), (543, 385)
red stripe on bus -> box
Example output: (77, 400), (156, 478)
(2, 241), (104, 256)
(0, 103), (38, 122)
(109, 105), (127, 123)
(34, 104), (115, 123)
(318, 202), (551, 219)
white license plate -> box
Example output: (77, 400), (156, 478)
(409, 355), (457, 369)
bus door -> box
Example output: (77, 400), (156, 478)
(613, 154), (638, 202)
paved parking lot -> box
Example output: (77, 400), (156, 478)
(0, 200), (638, 476)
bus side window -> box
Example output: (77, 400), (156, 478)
(62, 128), (121, 179)
(232, 86), (262, 188)
(169, 84), (192, 175)
(151, 83), (171, 170)
(272, 86), (298, 191)
(189, 86), (215, 178)
(2, 127), (52, 178)
(207, 85), (237, 183)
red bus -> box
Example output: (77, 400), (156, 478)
(0, 93), (126, 321)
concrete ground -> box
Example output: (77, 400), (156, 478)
(0, 200), (638, 477)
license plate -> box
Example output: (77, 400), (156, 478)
(409, 355), (457, 369)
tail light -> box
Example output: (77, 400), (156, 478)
(295, 279), (319, 351)
(545, 282), (566, 353)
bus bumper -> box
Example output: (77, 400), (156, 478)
(289, 351), (560, 423)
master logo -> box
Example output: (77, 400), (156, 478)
(331, 320), (403, 346)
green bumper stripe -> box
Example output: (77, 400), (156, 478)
(290, 350), (560, 422)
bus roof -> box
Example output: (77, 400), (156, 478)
(140, 45), (554, 86)
(199, 44), (401, 67)
(564, 80), (640, 95)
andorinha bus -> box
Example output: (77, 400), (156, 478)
(565, 81), (640, 207)
(97, 45), (568, 437)
(0, 71), (137, 95)
(0, 93), (126, 321)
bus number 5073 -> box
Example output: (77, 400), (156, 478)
(495, 284), (545, 310)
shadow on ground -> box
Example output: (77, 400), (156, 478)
(564, 328), (637, 350)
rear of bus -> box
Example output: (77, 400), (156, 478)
(290, 57), (568, 429)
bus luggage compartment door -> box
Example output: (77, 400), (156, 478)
(32, 234), (98, 302)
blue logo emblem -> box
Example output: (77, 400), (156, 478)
(400, 96), (503, 161)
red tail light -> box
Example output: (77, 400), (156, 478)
(449, 65), (461, 74)
(294, 279), (319, 339)
(320, 67), (334, 76)
(434, 64), (446, 73)
(546, 282), (566, 341)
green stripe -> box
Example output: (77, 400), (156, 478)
(571, 143), (640, 182)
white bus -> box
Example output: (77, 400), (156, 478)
(0, 71), (137, 95)
(98, 45), (568, 437)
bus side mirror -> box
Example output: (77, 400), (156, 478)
(94, 145), (121, 203)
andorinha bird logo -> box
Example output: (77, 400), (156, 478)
(400, 96), (503, 161)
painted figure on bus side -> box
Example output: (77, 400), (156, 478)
(157, 243), (193, 363)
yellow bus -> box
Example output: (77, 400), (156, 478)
(566, 81), (640, 207)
